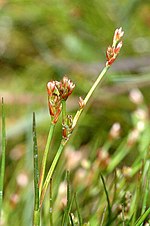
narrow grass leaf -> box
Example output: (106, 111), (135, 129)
(100, 206), (106, 226)
(61, 195), (74, 226)
(39, 123), (55, 197)
(49, 177), (53, 226)
(0, 98), (6, 218)
(107, 138), (130, 173)
(141, 161), (150, 215)
(61, 171), (71, 226)
(74, 192), (82, 226)
(40, 141), (65, 207)
(130, 173), (141, 226)
(135, 207), (150, 226)
(100, 174), (111, 222)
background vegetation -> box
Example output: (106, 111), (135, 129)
(0, 0), (150, 225)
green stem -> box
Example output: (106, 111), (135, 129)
(33, 113), (40, 226)
(100, 174), (111, 223)
(0, 98), (6, 219)
(40, 139), (67, 207)
(74, 192), (82, 226)
(72, 65), (109, 128)
(49, 177), (53, 226)
(39, 122), (55, 197)
(62, 171), (71, 226)
(33, 210), (40, 226)
(135, 208), (150, 226)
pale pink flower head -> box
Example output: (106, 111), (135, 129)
(47, 81), (56, 96)
(47, 80), (62, 124)
(60, 76), (75, 100)
(114, 41), (123, 55)
(78, 96), (85, 109)
(113, 27), (124, 46)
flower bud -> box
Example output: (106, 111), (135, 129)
(113, 27), (124, 46)
(78, 96), (85, 109)
(60, 76), (75, 100)
(106, 27), (124, 66)
(47, 81), (55, 96)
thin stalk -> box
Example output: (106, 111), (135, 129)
(122, 205), (125, 226)
(74, 192), (82, 226)
(49, 177), (53, 226)
(62, 195), (74, 226)
(40, 139), (67, 207)
(0, 98), (6, 219)
(33, 112), (40, 226)
(100, 206), (107, 226)
(61, 171), (71, 226)
(39, 122), (55, 197)
(67, 171), (71, 202)
(100, 174), (111, 224)
(130, 173), (141, 226)
(141, 163), (149, 217)
(72, 65), (109, 128)
(135, 207), (150, 226)
(66, 170), (71, 223)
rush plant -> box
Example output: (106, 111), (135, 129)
(32, 27), (124, 226)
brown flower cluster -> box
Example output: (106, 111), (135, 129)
(47, 76), (75, 124)
(106, 27), (124, 66)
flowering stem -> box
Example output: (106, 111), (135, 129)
(72, 65), (110, 128)
(40, 139), (67, 207)
(0, 98), (6, 219)
(39, 122), (55, 197)
(40, 65), (110, 207)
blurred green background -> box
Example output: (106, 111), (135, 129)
(0, 0), (150, 225)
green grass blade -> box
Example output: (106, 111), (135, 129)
(74, 192), (82, 226)
(61, 195), (74, 226)
(39, 122), (55, 197)
(100, 174), (111, 223)
(130, 174), (141, 226)
(0, 98), (6, 218)
(61, 171), (71, 226)
(135, 207), (150, 226)
(40, 140), (66, 207)
(107, 138), (130, 173)
(49, 177), (53, 226)
(100, 206), (106, 226)
(33, 112), (40, 226)
(141, 161), (150, 215)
